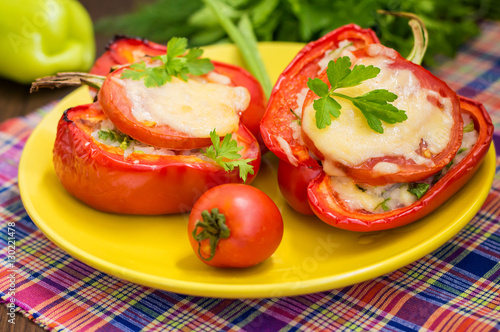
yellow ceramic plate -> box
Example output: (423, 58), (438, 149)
(19, 43), (496, 298)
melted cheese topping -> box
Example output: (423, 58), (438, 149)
(123, 75), (250, 138)
(302, 45), (454, 170)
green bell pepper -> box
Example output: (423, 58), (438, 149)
(0, 0), (95, 84)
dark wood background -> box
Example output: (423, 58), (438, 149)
(0, 1), (148, 331)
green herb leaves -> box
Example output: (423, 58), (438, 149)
(407, 182), (430, 199)
(307, 56), (407, 133)
(121, 63), (168, 88)
(204, 130), (255, 182)
(463, 122), (474, 133)
(326, 56), (380, 90)
(375, 197), (391, 211)
(98, 130), (131, 150)
(121, 37), (214, 88)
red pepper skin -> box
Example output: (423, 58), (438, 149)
(53, 103), (261, 215)
(277, 160), (321, 215)
(307, 97), (493, 232)
(90, 36), (166, 75)
(90, 36), (267, 151)
(260, 24), (379, 168)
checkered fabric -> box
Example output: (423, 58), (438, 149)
(1, 20), (500, 332)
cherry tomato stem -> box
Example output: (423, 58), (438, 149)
(192, 208), (230, 261)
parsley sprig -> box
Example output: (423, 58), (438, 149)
(204, 130), (255, 182)
(307, 56), (408, 133)
(121, 37), (214, 88)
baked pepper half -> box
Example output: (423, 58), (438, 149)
(260, 22), (493, 231)
(33, 37), (263, 215)
(0, 0), (95, 84)
(90, 36), (268, 151)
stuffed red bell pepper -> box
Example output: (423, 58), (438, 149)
(260, 21), (493, 232)
(35, 37), (262, 215)
(54, 103), (260, 215)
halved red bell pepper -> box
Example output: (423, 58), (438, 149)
(53, 103), (261, 215)
(307, 97), (492, 231)
(90, 36), (267, 150)
(260, 24), (493, 231)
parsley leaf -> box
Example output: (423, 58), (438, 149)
(121, 37), (214, 88)
(204, 129), (255, 182)
(463, 122), (475, 133)
(166, 36), (187, 59)
(375, 197), (391, 211)
(185, 48), (215, 75)
(307, 78), (341, 129)
(98, 130), (132, 150)
(407, 183), (430, 199)
(308, 56), (407, 133)
(327, 57), (380, 89)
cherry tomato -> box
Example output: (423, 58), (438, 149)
(188, 184), (283, 268)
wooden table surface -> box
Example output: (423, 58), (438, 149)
(0, 1), (147, 330)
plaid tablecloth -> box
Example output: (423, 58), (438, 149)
(1, 20), (500, 332)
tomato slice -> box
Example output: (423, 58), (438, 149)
(213, 62), (267, 150)
(53, 103), (261, 215)
(307, 96), (493, 232)
(91, 36), (267, 150)
(300, 45), (463, 186)
(98, 66), (216, 149)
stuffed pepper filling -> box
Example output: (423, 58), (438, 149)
(329, 113), (478, 213)
(90, 117), (254, 165)
(90, 118), (211, 160)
